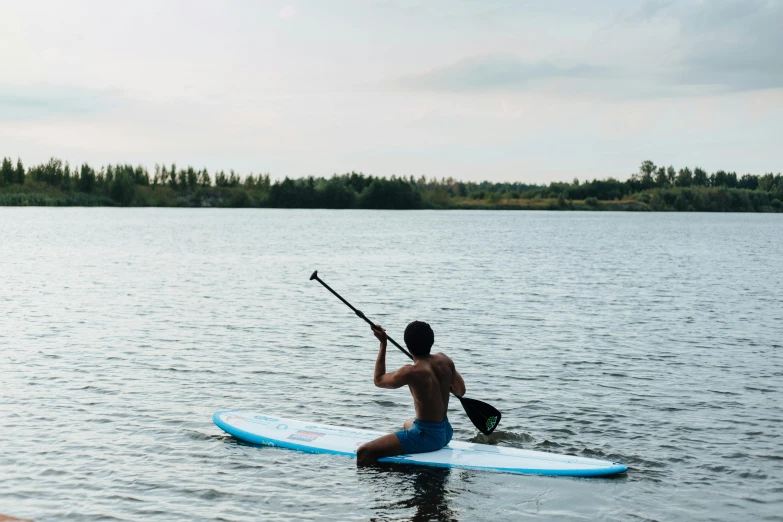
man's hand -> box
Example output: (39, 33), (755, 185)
(372, 324), (387, 344)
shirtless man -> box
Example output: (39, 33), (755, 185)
(356, 320), (466, 465)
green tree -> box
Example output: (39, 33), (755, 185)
(28, 158), (64, 186)
(758, 173), (775, 192)
(1, 157), (14, 185)
(105, 165), (115, 186)
(257, 173), (271, 193)
(199, 169), (211, 188)
(215, 170), (228, 187)
(359, 178), (422, 209)
(15, 159), (25, 184)
(639, 160), (656, 189)
(655, 166), (668, 187)
(268, 177), (319, 207)
(667, 166), (676, 185)
(63, 162), (72, 190)
(711, 170), (737, 187)
(186, 167), (198, 189)
(727, 172), (739, 188)
(738, 174), (758, 190)
(693, 167), (708, 186)
(676, 167), (693, 187)
(321, 177), (356, 208)
(110, 171), (136, 205)
(134, 166), (150, 185)
(78, 163), (96, 193)
(168, 163), (178, 189)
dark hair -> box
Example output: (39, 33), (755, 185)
(404, 321), (434, 357)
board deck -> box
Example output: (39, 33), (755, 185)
(213, 410), (627, 477)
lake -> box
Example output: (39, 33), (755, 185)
(1, 208), (781, 521)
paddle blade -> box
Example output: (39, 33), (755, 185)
(457, 396), (501, 435)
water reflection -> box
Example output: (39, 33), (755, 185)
(361, 464), (456, 521)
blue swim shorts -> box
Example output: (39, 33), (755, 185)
(395, 418), (453, 454)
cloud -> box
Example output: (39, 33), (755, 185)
(400, 54), (607, 92)
(611, 0), (783, 93)
(0, 85), (126, 122)
(400, 1), (783, 99)
(674, 0), (783, 92)
(278, 5), (297, 20)
(620, 0), (673, 23)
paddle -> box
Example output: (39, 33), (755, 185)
(310, 270), (501, 435)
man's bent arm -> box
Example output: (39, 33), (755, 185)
(450, 365), (466, 397)
(371, 325), (410, 389)
(373, 338), (388, 385)
(373, 341), (410, 389)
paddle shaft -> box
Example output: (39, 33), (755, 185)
(310, 272), (414, 361)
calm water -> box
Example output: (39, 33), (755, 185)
(1, 208), (782, 521)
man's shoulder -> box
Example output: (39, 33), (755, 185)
(432, 352), (454, 365)
(424, 353), (454, 373)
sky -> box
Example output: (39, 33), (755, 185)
(1, 0), (781, 183)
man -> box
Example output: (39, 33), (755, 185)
(356, 320), (465, 465)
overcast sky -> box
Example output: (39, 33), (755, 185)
(1, 0), (781, 183)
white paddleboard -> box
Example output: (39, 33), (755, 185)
(213, 410), (627, 477)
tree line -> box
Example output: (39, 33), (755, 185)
(1, 156), (781, 212)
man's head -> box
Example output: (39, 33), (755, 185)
(404, 320), (434, 357)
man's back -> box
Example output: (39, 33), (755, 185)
(407, 353), (455, 422)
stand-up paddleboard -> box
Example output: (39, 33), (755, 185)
(214, 410), (627, 477)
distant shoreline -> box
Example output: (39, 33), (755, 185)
(1, 157), (781, 212)
(3, 186), (781, 213)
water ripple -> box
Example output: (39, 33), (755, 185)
(1, 209), (782, 521)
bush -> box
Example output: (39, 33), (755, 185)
(0, 193), (55, 206)
(267, 178), (319, 208)
(771, 199), (782, 210)
(110, 171), (136, 206)
(321, 178), (356, 208)
(359, 178), (422, 209)
(228, 190), (251, 208)
(650, 192), (666, 210)
(674, 194), (689, 211)
(585, 197), (600, 207)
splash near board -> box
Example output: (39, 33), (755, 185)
(213, 410), (627, 477)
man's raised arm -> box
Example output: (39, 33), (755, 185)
(371, 324), (411, 389)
